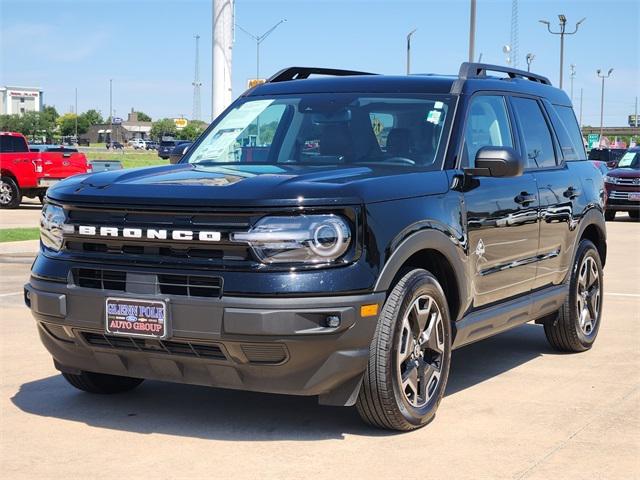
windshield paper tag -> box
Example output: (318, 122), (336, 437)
(427, 110), (442, 124)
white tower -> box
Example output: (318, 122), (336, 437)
(510, 0), (520, 68)
(212, 0), (234, 121)
(192, 34), (202, 121)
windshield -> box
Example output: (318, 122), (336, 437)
(617, 151), (639, 169)
(186, 93), (454, 169)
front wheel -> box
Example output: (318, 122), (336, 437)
(62, 371), (144, 394)
(0, 176), (21, 209)
(544, 239), (603, 352)
(356, 269), (452, 431)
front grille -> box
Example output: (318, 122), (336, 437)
(609, 191), (639, 200)
(81, 332), (227, 360)
(62, 206), (259, 267)
(73, 268), (223, 298)
(613, 178), (639, 186)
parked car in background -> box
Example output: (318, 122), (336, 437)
(588, 148), (627, 169)
(603, 147), (640, 221)
(168, 141), (192, 164)
(145, 141), (159, 150)
(1, 132), (90, 208)
(106, 141), (124, 150)
(158, 139), (180, 159)
(128, 138), (146, 150)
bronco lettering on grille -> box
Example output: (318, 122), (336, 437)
(76, 225), (221, 242)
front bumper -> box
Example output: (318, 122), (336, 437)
(25, 277), (384, 406)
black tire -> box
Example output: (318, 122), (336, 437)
(38, 192), (46, 204)
(0, 176), (21, 209)
(544, 239), (603, 352)
(604, 210), (616, 221)
(628, 211), (639, 220)
(356, 269), (452, 431)
(62, 371), (144, 394)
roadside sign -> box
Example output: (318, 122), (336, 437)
(173, 118), (188, 130)
(112, 117), (123, 125)
(247, 79), (266, 89)
(587, 134), (599, 149)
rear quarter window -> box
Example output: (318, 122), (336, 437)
(553, 105), (586, 161)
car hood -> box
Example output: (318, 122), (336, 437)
(608, 167), (640, 178)
(47, 163), (450, 207)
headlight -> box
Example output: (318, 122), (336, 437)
(604, 175), (618, 184)
(232, 214), (352, 264)
(40, 203), (67, 251)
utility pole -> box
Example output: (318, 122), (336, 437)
(569, 64), (576, 103)
(597, 68), (613, 145)
(406, 28), (417, 75)
(579, 87), (584, 128)
(635, 96), (638, 128)
(509, 0), (519, 68)
(525, 53), (535, 72)
(109, 79), (112, 146)
(539, 15), (586, 89)
(468, 0), (477, 62)
(236, 19), (286, 81)
(74, 87), (78, 141)
(192, 34), (202, 121)
(212, 0), (234, 121)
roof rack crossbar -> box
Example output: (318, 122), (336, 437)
(266, 67), (376, 83)
(458, 62), (551, 86)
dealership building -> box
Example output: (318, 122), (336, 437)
(0, 86), (44, 115)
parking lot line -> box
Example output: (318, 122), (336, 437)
(0, 292), (22, 297)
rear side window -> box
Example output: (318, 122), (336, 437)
(511, 97), (557, 169)
(464, 95), (513, 166)
(554, 105), (586, 160)
(0, 135), (28, 153)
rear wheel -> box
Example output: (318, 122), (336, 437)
(356, 269), (452, 431)
(544, 240), (603, 352)
(0, 176), (21, 209)
(62, 371), (143, 394)
(604, 210), (616, 221)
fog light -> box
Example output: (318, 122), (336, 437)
(325, 315), (341, 328)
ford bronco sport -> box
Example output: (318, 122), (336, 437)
(26, 64), (607, 431)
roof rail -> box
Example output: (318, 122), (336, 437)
(266, 67), (376, 83)
(458, 62), (551, 85)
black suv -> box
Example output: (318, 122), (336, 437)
(27, 64), (607, 431)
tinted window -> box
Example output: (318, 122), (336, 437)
(554, 105), (586, 160)
(511, 97), (557, 168)
(0, 135), (28, 153)
(464, 95), (513, 166)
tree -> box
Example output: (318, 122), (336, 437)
(135, 111), (152, 122)
(57, 113), (90, 136)
(176, 121), (207, 140)
(0, 112), (56, 140)
(80, 109), (103, 126)
(41, 105), (59, 123)
(150, 118), (177, 140)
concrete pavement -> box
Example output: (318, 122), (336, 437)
(0, 221), (638, 479)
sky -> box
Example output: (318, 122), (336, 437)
(1, 0), (638, 126)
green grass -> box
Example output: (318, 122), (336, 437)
(0, 228), (40, 243)
(85, 151), (168, 169)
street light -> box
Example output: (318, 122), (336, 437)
(525, 53), (535, 72)
(236, 19), (286, 81)
(539, 15), (586, 88)
(597, 68), (614, 146)
(406, 28), (417, 75)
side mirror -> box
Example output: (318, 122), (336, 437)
(466, 146), (524, 178)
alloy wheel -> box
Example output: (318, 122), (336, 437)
(0, 181), (13, 205)
(576, 256), (601, 335)
(397, 295), (445, 408)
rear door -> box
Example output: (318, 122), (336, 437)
(461, 94), (540, 308)
(510, 97), (581, 290)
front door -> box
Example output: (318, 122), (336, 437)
(461, 94), (540, 308)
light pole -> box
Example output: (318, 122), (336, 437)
(539, 15), (585, 89)
(525, 53), (535, 72)
(406, 28), (417, 75)
(109, 79), (113, 146)
(569, 64), (576, 103)
(74, 87), (78, 141)
(468, 0), (477, 62)
(597, 68), (613, 145)
(236, 19), (286, 81)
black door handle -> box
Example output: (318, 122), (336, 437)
(514, 192), (537, 205)
(563, 186), (581, 199)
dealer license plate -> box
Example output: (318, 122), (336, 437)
(629, 192), (640, 201)
(105, 297), (168, 339)
(38, 179), (59, 187)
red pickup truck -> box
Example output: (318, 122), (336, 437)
(0, 132), (90, 208)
